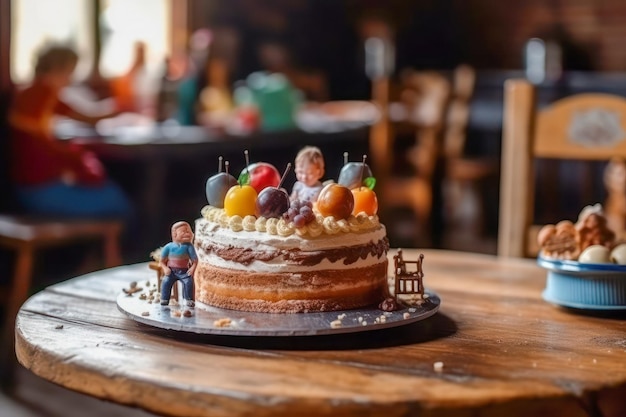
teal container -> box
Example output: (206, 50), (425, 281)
(235, 72), (302, 131)
(537, 256), (626, 310)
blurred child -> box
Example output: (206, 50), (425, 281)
(7, 44), (132, 219)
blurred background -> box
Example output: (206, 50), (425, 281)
(3, 1), (626, 298)
(1, 0), (626, 413)
(3, 0), (623, 249)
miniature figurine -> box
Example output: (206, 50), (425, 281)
(160, 221), (198, 307)
(290, 146), (325, 202)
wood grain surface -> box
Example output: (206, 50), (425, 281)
(14, 250), (626, 417)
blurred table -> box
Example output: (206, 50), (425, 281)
(15, 249), (626, 417)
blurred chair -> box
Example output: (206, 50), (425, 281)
(442, 65), (499, 235)
(0, 215), (123, 391)
(371, 69), (451, 245)
(604, 157), (626, 239)
(498, 78), (626, 257)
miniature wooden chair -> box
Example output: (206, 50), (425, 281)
(393, 249), (424, 300)
(498, 79), (626, 257)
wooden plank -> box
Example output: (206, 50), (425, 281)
(13, 250), (626, 417)
(534, 94), (626, 160)
(498, 79), (535, 257)
(15, 312), (590, 417)
(46, 263), (155, 302)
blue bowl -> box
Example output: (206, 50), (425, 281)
(537, 256), (626, 310)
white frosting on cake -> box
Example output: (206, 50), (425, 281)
(200, 205), (381, 238)
(194, 206), (388, 273)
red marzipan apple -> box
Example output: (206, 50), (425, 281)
(243, 162), (281, 193)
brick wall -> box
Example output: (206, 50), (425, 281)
(190, 0), (626, 73)
(457, 0), (626, 71)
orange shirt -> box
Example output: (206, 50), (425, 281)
(8, 81), (87, 185)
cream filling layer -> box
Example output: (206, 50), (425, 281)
(195, 218), (387, 252)
(203, 278), (381, 292)
(196, 248), (386, 273)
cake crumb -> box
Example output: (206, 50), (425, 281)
(54, 324), (64, 330)
(213, 318), (232, 328)
(433, 361), (444, 372)
(330, 319), (343, 328)
(122, 281), (142, 295)
(171, 310), (182, 318)
(337, 313), (347, 320)
(361, 321), (367, 326)
(139, 293), (147, 300)
(379, 297), (399, 311)
(403, 312), (410, 319)
(408, 308), (417, 313)
(183, 309), (193, 317)
(141, 311), (150, 317)
(357, 316), (363, 323)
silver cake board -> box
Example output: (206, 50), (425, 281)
(117, 278), (441, 337)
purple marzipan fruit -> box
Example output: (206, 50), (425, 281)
(206, 173), (238, 208)
(338, 162), (373, 190)
(256, 187), (290, 218)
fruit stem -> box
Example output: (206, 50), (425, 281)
(343, 151), (349, 165)
(359, 154), (367, 187)
(218, 156), (223, 173)
(278, 163), (292, 188)
(243, 150), (251, 188)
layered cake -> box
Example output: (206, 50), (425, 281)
(194, 206), (389, 313)
(194, 148), (390, 313)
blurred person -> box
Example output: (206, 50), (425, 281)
(7, 44), (132, 219)
(108, 41), (147, 113)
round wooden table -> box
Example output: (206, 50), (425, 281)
(15, 250), (626, 417)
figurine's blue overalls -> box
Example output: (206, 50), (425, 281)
(160, 241), (197, 304)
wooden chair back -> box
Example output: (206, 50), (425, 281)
(443, 64), (476, 159)
(372, 70), (450, 246)
(498, 78), (626, 257)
